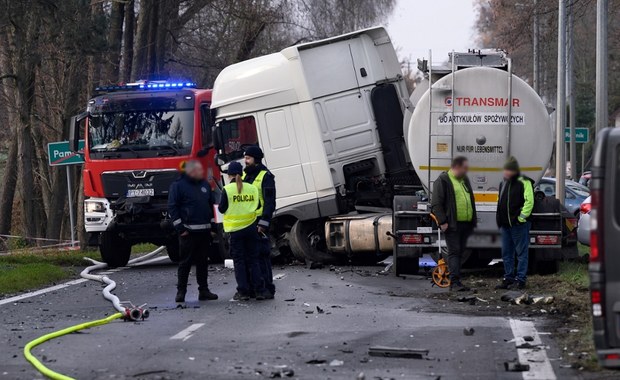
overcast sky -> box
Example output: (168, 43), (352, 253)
(386, 0), (478, 64)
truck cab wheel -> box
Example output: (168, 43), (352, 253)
(99, 232), (131, 267)
(289, 220), (340, 264)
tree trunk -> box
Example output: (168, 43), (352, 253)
(0, 137), (18, 237)
(121, 0), (135, 82)
(132, 0), (154, 80)
(104, 0), (125, 83)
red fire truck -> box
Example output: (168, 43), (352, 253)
(69, 81), (219, 267)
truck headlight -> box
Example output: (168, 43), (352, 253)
(85, 201), (105, 213)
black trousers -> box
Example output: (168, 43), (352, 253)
(230, 225), (265, 294)
(444, 222), (474, 282)
(177, 230), (211, 292)
(258, 235), (275, 294)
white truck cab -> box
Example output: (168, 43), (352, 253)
(211, 27), (418, 264)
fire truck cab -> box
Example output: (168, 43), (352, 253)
(70, 81), (219, 267)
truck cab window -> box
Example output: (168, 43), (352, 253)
(218, 116), (258, 161)
(200, 104), (212, 148)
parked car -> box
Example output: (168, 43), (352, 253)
(577, 196), (591, 246)
(579, 170), (591, 187)
(535, 177), (590, 215)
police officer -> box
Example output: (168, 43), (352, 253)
(242, 146), (276, 297)
(167, 160), (218, 303)
(219, 161), (270, 301)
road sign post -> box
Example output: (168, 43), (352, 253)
(47, 140), (85, 247)
(564, 128), (589, 143)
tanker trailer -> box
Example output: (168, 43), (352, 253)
(393, 50), (577, 274)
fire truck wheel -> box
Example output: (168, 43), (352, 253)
(165, 242), (180, 263)
(289, 220), (340, 264)
(99, 232), (131, 267)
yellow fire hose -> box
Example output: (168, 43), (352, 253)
(23, 312), (123, 380)
(22, 246), (164, 379)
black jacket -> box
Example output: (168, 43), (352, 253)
(167, 174), (216, 233)
(496, 175), (535, 228)
(431, 171), (477, 231)
(243, 163), (276, 228)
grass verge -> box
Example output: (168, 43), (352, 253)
(0, 263), (69, 295)
(0, 243), (161, 297)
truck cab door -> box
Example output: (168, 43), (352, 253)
(590, 127), (620, 367)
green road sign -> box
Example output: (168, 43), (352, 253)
(48, 140), (85, 166)
(564, 128), (589, 143)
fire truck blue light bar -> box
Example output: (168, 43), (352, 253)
(95, 81), (196, 92)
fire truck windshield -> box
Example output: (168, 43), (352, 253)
(88, 110), (194, 158)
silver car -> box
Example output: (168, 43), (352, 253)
(577, 196), (591, 246)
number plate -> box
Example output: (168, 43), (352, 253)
(127, 189), (154, 197)
(417, 227), (433, 233)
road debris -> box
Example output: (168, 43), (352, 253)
(368, 346), (429, 359)
(329, 359), (344, 367)
(463, 328), (475, 336)
(500, 291), (555, 305)
(504, 360), (530, 372)
(306, 359), (326, 365)
(316, 306), (324, 314)
(269, 368), (294, 378)
(273, 273), (286, 280)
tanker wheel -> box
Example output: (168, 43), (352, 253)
(430, 248), (471, 266)
(289, 220), (339, 264)
(99, 232), (131, 267)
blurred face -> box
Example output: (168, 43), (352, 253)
(186, 162), (204, 181)
(452, 161), (469, 179)
(503, 169), (517, 180)
(244, 155), (256, 167)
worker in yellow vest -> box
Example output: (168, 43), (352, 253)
(218, 161), (270, 301)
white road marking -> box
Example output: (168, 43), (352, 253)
(170, 323), (205, 341)
(509, 319), (556, 380)
(0, 278), (89, 306)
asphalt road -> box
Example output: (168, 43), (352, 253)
(0, 257), (579, 380)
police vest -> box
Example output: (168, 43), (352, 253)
(222, 182), (259, 233)
(242, 169), (267, 217)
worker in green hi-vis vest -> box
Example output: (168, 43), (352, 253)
(431, 156), (478, 292)
(219, 161), (270, 302)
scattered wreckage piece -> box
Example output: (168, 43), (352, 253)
(368, 346), (429, 359)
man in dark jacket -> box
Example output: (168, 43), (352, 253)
(496, 156), (534, 290)
(431, 156), (477, 291)
(242, 146), (276, 296)
(168, 160), (218, 303)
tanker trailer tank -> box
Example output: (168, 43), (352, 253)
(393, 52), (573, 273)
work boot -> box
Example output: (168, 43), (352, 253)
(514, 280), (526, 290)
(233, 292), (250, 301)
(198, 289), (218, 301)
(450, 281), (471, 292)
(255, 290), (274, 301)
(495, 279), (514, 290)
(175, 290), (186, 303)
